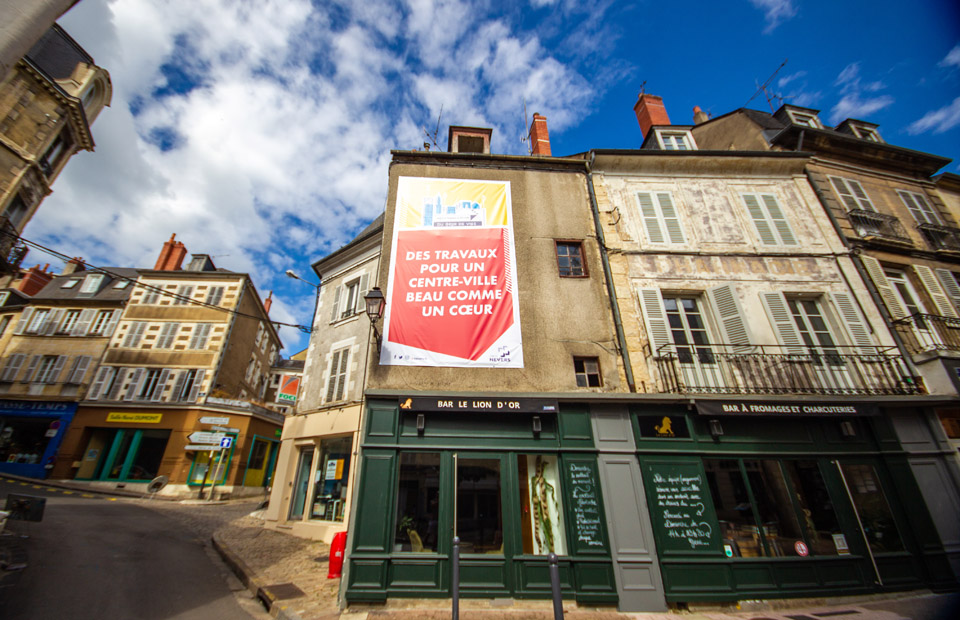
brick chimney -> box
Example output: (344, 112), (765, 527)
(61, 257), (85, 275)
(634, 93), (671, 138)
(18, 263), (53, 296)
(693, 105), (709, 125)
(528, 113), (551, 156)
(154, 233), (188, 271)
(263, 291), (273, 315)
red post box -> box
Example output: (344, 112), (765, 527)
(328, 531), (347, 579)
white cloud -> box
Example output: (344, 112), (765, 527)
(828, 62), (893, 124)
(777, 70), (806, 88)
(907, 96), (960, 135)
(940, 44), (960, 69)
(749, 0), (797, 34)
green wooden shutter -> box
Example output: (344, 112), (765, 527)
(760, 292), (805, 354)
(859, 256), (907, 319)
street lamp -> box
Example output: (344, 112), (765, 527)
(285, 269), (321, 333)
(363, 287), (385, 353)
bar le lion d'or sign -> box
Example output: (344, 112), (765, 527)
(398, 396), (558, 414)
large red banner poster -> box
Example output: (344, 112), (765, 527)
(381, 177), (523, 367)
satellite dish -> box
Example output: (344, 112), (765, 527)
(147, 475), (169, 495)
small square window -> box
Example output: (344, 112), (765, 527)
(61, 279), (79, 289)
(574, 357), (601, 387)
(556, 241), (586, 277)
(114, 280), (130, 289)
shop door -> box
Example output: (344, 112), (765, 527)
(454, 453), (514, 594)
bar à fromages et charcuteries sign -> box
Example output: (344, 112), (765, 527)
(696, 401), (879, 417)
(381, 177), (523, 368)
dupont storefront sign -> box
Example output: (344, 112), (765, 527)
(382, 177), (523, 367)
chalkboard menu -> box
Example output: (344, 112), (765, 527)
(642, 460), (719, 554)
(565, 458), (608, 554)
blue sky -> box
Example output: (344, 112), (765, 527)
(26, 0), (960, 354)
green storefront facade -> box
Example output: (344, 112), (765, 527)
(345, 396), (619, 604)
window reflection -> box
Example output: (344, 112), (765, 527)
(841, 464), (904, 553)
(457, 458), (503, 554)
(394, 452), (440, 552)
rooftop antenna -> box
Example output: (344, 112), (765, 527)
(520, 97), (531, 155)
(745, 59), (788, 112)
(639, 80), (646, 96)
(421, 104), (443, 151)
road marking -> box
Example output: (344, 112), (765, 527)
(32, 485), (41, 489)
(46, 487), (57, 492)
(81, 494), (94, 498)
(19, 482), (27, 485)
(62, 490), (73, 495)
(108, 497), (117, 501)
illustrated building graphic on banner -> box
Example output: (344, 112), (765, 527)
(382, 177), (523, 368)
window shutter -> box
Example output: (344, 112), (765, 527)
(122, 321), (146, 347)
(657, 193), (685, 243)
(186, 369), (206, 402)
(848, 180), (875, 211)
(73, 309), (96, 336)
(638, 289), (672, 356)
(103, 310), (121, 336)
(913, 265), (959, 318)
(859, 256), (907, 319)
(206, 286), (224, 306)
(69, 356), (92, 384)
(336, 350), (349, 400)
(760, 292), (805, 354)
(22, 355), (42, 382)
(13, 308), (33, 335)
(830, 177), (859, 211)
(743, 194), (777, 245)
(158, 322), (179, 348)
(637, 193), (665, 243)
(1, 353), (26, 382)
(123, 368), (144, 401)
(898, 190), (940, 225)
(707, 285), (752, 351)
(106, 368), (128, 400)
(41, 309), (64, 336)
(171, 370), (189, 401)
(357, 273), (370, 313)
(47, 355), (67, 383)
(87, 366), (114, 400)
(761, 194), (797, 245)
(330, 286), (341, 322)
(151, 368), (171, 401)
(935, 269), (960, 313)
(829, 292), (875, 354)
(325, 350), (341, 402)
(189, 323), (211, 349)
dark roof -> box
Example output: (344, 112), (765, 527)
(0, 289), (32, 308)
(33, 268), (140, 302)
(740, 108), (786, 131)
(273, 359), (305, 371)
(25, 24), (94, 80)
(311, 213), (385, 275)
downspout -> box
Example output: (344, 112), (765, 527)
(803, 169), (921, 378)
(586, 151), (636, 392)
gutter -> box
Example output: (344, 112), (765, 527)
(586, 151), (636, 392)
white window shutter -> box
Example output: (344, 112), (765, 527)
(123, 368), (144, 401)
(73, 309), (96, 336)
(106, 368), (128, 400)
(41, 309), (64, 336)
(657, 193), (685, 243)
(707, 284), (752, 351)
(170, 370), (189, 401)
(830, 177), (859, 211)
(69, 356), (92, 383)
(1, 353), (26, 382)
(187, 369), (206, 402)
(325, 350), (341, 402)
(743, 194), (777, 245)
(935, 269), (960, 313)
(859, 256), (908, 319)
(336, 350), (349, 400)
(913, 265), (958, 318)
(638, 289), (672, 356)
(357, 273), (370, 313)
(151, 368), (171, 401)
(103, 310), (121, 336)
(330, 286), (341, 322)
(760, 292), (805, 354)
(13, 308), (33, 335)
(22, 355), (42, 382)
(829, 292), (875, 354)
(48, 355), (67, 383)
(87, 366), (114, 400)
(761, 194), (797, 245)
(637, 193), (665, 243)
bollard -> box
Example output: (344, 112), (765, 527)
(452, 536), (460, 620)
(548, 552), (564, 620)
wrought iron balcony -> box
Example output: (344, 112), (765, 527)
(654, 343), (919, 396)
(0, 217), (28, 275)
(890, 313), (960, 355)
(916, 223), (960, 253)
(847, 209), (912, 244)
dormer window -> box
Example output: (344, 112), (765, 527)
(656, 130), (696, 151)
(851, 124), (882, 143)
(788, 110), (822, 128)
(79, 273), (104, 294)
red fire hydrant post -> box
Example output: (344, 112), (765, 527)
(328, 531), (347, 579)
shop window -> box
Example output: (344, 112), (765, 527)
(839, 464), (905, 553)
(573, 357), (601, 387)
(0, 416), (53, 464)
(784, 461), (844, 556)
(457, 457), (503, 554)
(741, 460), (806, 557)
(187, 442), (232, 486)
(555, 241), (586, 277)
(394, 452), (441, 552)
(517, 454), (566, 555)
(289, 447), (315, 520)
(706, 459), (765, 557)
(310, 436), (352, 522)
(126, 430), (170, 480)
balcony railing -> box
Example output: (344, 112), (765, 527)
(890, 313), (960, 355)
(654, 343), (918, 396)
(0, 217), (28, 275)
(847, 209), (912, 244)
(916, 223), (960, 253)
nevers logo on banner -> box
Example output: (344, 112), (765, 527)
(382, 177), (523, 368)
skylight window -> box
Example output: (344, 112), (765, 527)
(61, 280), (79, 289)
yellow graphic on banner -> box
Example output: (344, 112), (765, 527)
(398, 178), (508, 229)
(106, 412), (163, 424)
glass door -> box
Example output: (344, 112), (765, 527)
(664, 297), (721, 389)
(787, 298), (853, 391)
(456, 456), (504, 555)
(887, 269), (942, 350)
(289, 447), (315, 520)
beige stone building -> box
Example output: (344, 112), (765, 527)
(0, 24), (110, 275)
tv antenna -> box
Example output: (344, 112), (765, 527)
(421, 105), (443, 151)
(745, 59), (788, 112)
(520, 97), (531, 155)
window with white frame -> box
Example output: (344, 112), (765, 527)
(741, 193), (798, 246)
(829, 177), (876, 212)
(34, 355), (63, 383)
(58, 310), (81, 334)
(656, 130), (696, 151)
(80, 274), (104, 294)
(788, 110), (822, 128)
(61, 279), (79, 289)
(329, 273), (369, 322)
(636, 192), (685, 244)
(137, 369), (166, 400)
(851, 124), (882, 142)
(897, 190), (941, 225)
(89, 310), (112, 335)
(27, 309), (50, 333)
(325, 348), (350, 402)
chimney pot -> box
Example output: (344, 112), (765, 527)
(633, 93), (671, 139)
(693, 105), (709, 125)
(154, 233), (188, 271)
(528, 113), (551, 156)
(264, 291), (273, 315)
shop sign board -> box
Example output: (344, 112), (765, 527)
(382, 177), (522, 368)
(277, 376), (300, 403)
(106, 412), (162, 424)
(187, 431), (226, 444)
(398, 396), (557, 413)
(696, 400), (879, 417)
(0, 401), (77, 417)
(199, 416), (230, 425)
(185, 444), (227, 451)
(210, 426), (240, 433)
(641, 460), (720, 554)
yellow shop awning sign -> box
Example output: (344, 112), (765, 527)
(107, 412), (162, 424)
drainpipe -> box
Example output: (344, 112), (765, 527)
(586, 151), (636, 392)
(803, 169), (921, 378)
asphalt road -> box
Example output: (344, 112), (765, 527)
(0, 478), (268, 620)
